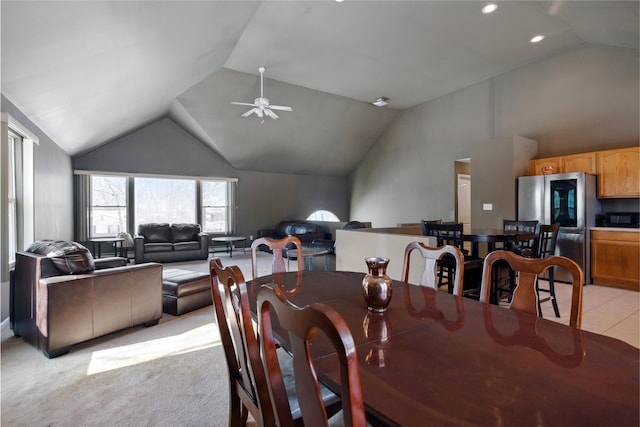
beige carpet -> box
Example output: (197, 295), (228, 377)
(1, 304), (233, 426)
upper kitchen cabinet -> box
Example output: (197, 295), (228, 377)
(529, 152), (597, 175)
(562, 152), (597, 174)
(597, 146), (640, 198)
(529, 157), (562, 175)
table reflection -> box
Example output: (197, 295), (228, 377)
(402, 283), (465, 331)
(362, 312), (390, 367)
(482, 304), (585, 368)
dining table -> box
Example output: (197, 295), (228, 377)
(248, 270), (639, 426)
(462, 228), (535, 258)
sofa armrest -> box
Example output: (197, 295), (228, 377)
(134, 236), (145, 264)
(197, 232), (209, 259)
(258, 229), (279, 238)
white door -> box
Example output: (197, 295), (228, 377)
(457, 174), (471, 234)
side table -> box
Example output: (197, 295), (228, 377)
(90, 237), (125, 258)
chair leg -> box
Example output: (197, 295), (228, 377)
(548, 270), (560, 318)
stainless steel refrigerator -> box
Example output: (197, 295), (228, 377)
(517, 172), (600, 284)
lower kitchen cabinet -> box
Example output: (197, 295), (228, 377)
(591, 229), (640, 291)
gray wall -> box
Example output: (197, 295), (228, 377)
(1, 95), (74, 320)
(73, 118), (349, 237)
(350, 43), (639, 228)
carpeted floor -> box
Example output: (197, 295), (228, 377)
(1, 254), (275, 427)
(1, 304), (232, 426)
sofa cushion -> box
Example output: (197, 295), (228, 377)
(173, 241), (201, 251)
(171, 223), (201, 243)
(144, 243), (174, 253)
(293, 223), (318, 234)
(138, 223), (172, 243)
(26, 240), (95, 274)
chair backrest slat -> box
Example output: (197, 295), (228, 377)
(401, 241), (464, 295)
(209, 258), (275, 426)
(258, 285), (367, 427)
(479, 250), (583, 328)
(251, 236), (303, 280)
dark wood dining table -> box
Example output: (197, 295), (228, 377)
(462, 228), (535, 258)
(249, 271), (639, 426)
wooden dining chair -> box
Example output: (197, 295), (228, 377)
(493, 220), (539, 302)
(424, 222), (483, 298)
(533, 223), (561, 317)
(209, 257), (275, 427)
(250, 236), (303, 281)
(401, 241), (464, 295)
(502, 220), (538, 255)
(258, 284), (367, 427)
(210, 258), (339, 427)
(479, 250), (583, 328)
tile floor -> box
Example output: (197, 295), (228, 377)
(538, 280), (639, 348)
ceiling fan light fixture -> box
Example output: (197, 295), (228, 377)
(373, 97), (389, 107)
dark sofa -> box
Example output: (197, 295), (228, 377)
(10, 241), (163, 358)
(257, 220), (327, 248)
(134, 223), (208, 264)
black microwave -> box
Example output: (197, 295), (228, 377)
(604, 212), (640, 228)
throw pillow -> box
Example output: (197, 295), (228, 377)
(26, 240), (95, 274)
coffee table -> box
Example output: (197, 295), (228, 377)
(286, 247), (330, 271)
(210, 236), (247, 258)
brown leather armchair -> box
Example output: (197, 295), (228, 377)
(11, 250), (163, 358)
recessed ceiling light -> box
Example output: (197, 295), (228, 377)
(530, 35), (545, 43)
(335, 0), (345, 2)
(372, 97), (389, 107)
(482, 4), (498, 14)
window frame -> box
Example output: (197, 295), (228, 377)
(75, 171), (237, 239)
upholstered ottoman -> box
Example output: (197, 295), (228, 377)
(162, 269), (212, 316)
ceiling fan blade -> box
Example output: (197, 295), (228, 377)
(269, 105), (293, 111)
(241, 108), (258, 117)
(264, 109), (279, 119)
(232, 101), (257, 107)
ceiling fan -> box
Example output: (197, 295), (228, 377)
(231, 66), (292, 119)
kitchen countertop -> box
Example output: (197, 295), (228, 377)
(590, 227), (640, 232)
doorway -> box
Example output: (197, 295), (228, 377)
(457, 173), (471, 234)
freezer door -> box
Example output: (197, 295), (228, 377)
(555, 231), (588, 284)
(517, 175), (545, 222)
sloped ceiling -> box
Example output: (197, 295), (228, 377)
(1, 1), (638, 176)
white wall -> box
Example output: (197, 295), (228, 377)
(350, 43), (639, 229)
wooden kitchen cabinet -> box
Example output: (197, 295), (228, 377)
(591, 230), (640, 291)
(529, 157), (562, 175)
(562, 152), (597, 174)
(597, 146), (640, 197)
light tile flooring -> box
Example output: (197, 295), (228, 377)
(537, 280), (639, 348)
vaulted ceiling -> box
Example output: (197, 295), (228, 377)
(2, 1), (638, 176)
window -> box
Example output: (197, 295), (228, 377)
(7, 131), (17, 264)
(201, 180), (229, 233)
(134, 177), (196, 229)
(75, 172), (237, 239)
(2, 113), (37, 280)
(90, 175), (127, 237)
(307, 210), (340, 222)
